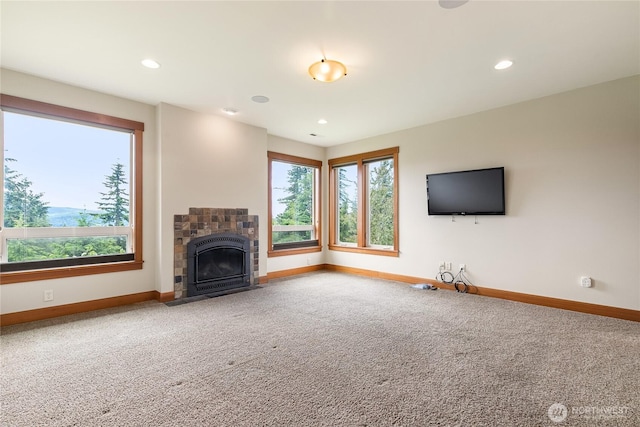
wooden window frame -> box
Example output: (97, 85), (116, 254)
(328, 147), (399, 257)
(267, 151), (322, 257)
(0, 94), (144, 284)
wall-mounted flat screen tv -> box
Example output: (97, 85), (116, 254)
(426, 167), (505, 215)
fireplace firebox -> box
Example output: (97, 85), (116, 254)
(187, 233), (251, 297)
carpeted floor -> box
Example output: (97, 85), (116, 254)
(1, 271), (638, 426)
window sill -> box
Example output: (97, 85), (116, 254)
(0, 260), (144, 284)
(268, 246), (322, 258)
(328, 245), (399, 257)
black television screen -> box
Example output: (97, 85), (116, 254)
(426, 167), (505, 215)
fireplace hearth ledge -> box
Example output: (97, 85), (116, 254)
(165, 284), (261, 306)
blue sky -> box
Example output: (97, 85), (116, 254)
(3, 111), (131, 211)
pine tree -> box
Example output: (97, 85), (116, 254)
(338, 167), (357, 243)
(3, 158), (50, 227)
(95, 163), (129, 226)
(76, 208), (97, 227)
(368, 160), (394, 246)
(273, 165), (313, 243)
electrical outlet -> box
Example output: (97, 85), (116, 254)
(445, 262), (452, 271)
(439, 261), (446, 270)
(580, 276), (592, 288)
(459, 264), (466, 272)
(43, 290), (54, 302)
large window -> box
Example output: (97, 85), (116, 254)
(0, 95), (144, 284)
(329, 147), (398, 256)
(268, 152), (321, 256)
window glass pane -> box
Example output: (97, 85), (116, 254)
(2, 111), (132, 263)
(7, 236), (127, 262)
(367, 159), (394, 247)
(336, 164), (358, 244)
(271, 161), (315, 244)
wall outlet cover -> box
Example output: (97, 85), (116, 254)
(580, 276), (592, 288)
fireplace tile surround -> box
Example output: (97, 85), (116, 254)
(174, 208), (259, 299)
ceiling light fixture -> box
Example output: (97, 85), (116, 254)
(222, 108), (238, 116)
(318, 119), (328, 125)
(309, 59), (347, 83)
(141, 59), (160, 69)
(494, 59), (514, 70)
(439, 0), (469, 9)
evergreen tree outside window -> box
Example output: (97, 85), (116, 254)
(268, 152), (321, 256)
(328, 147), (399, 256)
(366, 159), (394, 248)
(0, 94), (144, 284)
(335, 164), (357, 245)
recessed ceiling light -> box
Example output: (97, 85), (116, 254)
(318, 119), (328, 125)
(222, 108), (238, 116)
(494, 60), (513, 70)
(251, 95), (270, 103)
(141, 59), (160, 69)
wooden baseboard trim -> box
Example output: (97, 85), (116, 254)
(155, 291), (175, 303)
(1, 291), (161, 326)
(266, 264), (327, 281)
(4, 265), (637, 326)
(322, 264), (640, 322)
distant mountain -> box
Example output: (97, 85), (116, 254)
(47, 207), (101, 227)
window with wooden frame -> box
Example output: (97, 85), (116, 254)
(268, 152), (322, 257)
(328, 147), (398, 256)
(0, 94), (144, 284)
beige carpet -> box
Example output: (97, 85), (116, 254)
(1, 272), (638, 426)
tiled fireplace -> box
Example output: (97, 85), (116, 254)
(173, 208), (259, 299)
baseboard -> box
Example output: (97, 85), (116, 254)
(156, 291), (175, 303)
(1, 291), (167, 326)
(322, 264), (640, 322)
(4, 265), (638, 326)
(266, 264), (327, 281)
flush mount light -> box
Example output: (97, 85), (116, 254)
(141, 59), (160, 69)
(439, 0), (469, 9)
(318, 119), (328, 125)
(222, 108), (238, 116)
(251, 95), (270, 103)
(494, 59), (514, 70)
(309, 59), (347, 83)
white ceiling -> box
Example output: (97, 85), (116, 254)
(1, 1), (638, 147)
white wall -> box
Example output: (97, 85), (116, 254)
(266, 135), (326, 273)
(2, 70), (638, 315)
(156, 103), (269, 294)
(0, 69), (158, 314)
(326, 76), (640, 310)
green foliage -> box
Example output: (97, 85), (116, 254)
(7, 236), (127, 262)
(3, 159), (130, 263)
(273, 164), (314, 244)
(368, 160), (394, 246)
(3, 159), (50, 227)
(337, 167), (357, 244)
(76, 208), (97, 227)
(94, 163), (129, 226)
